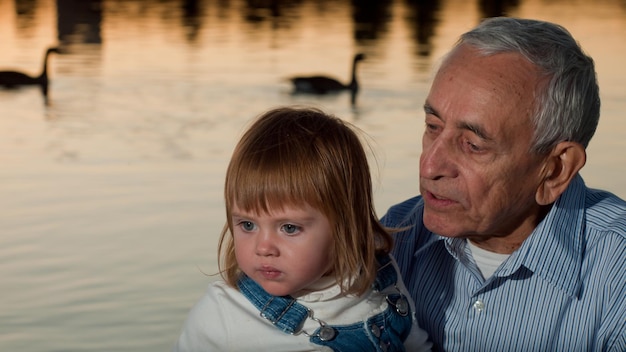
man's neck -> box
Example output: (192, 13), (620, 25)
(467, 204), (552, 254)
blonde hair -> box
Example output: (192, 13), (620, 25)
(218, 106), (393, 296)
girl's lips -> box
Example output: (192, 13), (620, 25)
(258, 266), (282, 280)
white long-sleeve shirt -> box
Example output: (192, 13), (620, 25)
(173, 260), (432, 352)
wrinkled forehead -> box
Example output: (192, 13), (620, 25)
(441, 44), (541, 87)
(436, 46), (541, 110)
(428, 45), (541, 144)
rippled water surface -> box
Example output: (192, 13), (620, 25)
(1, 0), (625, 350)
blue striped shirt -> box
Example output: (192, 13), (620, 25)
(382, 175), (626, 352)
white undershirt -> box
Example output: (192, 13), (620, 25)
(467, 240), (510, 279)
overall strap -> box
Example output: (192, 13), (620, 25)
(237, 275), (309, 335)
(237, 255), (404, 341)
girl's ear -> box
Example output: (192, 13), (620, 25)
(536, 141), (586, 205)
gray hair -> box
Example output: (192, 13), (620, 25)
(457, 17), (600, 154)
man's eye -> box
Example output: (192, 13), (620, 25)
(425, 123), (439, 132)
(282, 224), (300, 235)
(468, 141), (481, 152)
(463, 138), (486, 153)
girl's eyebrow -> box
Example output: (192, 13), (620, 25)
(230, 211), (252, 219)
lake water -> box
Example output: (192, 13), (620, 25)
(1, 0), (625, 350)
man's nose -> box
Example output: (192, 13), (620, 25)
(420, 134), (458, 180)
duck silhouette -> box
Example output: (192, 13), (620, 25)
(290, 53), (365, 105)
(0, 47), (61, 99)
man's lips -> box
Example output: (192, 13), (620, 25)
(423, 190), (457, 206)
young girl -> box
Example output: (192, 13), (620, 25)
(173, 107), (431, 351)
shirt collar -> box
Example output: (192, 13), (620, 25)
(295, 277), (343, 302)
(511, 174), (586, 298)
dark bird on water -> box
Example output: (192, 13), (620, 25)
(0, 47), (61, 100)
(289, 53), (365, 105)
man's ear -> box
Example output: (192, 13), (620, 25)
(536, 141), (586, 205)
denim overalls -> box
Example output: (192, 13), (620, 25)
(237, 255), (412, 352)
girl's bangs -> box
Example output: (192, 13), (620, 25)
(226, 152), (324, 215)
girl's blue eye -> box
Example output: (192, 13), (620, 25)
(282, 224), (300, 235)
(241, 221), (255, 231)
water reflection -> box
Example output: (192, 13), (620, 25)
(240, 0), (300, 41)
(181, 0), (203, 42)
(43, 0), (527, 47)
(243, 0), (286, 24)
(405, 0), (441, 57)
(351, 0), (392, 42)
(57, 0), (102, 44)
(14, 0), (37, 30)
(478, 0), (520, 18)
(6, 0), (547, 67)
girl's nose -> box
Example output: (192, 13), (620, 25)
(255, 231), (278, 257)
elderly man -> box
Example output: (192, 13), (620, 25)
(383, 17), (626, 351)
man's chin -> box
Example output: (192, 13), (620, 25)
(423, 212), (461, 238)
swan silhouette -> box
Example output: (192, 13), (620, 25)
(290, 53), (365, 105)
(0, 47), (61, 98)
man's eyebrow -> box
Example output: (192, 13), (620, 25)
(425, 102), (493, 141)
(423, 103), (439, 118)
(458, 121), (493, 141)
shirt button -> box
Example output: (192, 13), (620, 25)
(379, 341), (388, 352)
(370, 324), (381, 338)
(473, 299), (485, 312)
